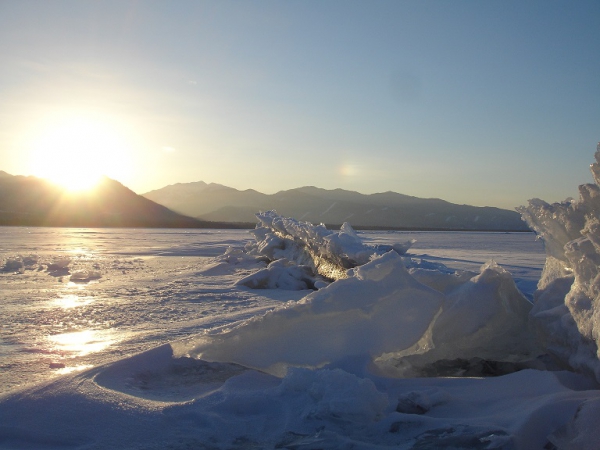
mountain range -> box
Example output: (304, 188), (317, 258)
(0, 171), (530, 230)
(0, 171), (214, 228)
(143, 181), (529, 231)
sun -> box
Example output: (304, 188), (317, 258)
(28, 114), (132, 191)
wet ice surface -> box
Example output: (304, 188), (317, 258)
(5, 226), (588, 450)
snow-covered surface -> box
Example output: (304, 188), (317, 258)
(2, 224), (599, 449)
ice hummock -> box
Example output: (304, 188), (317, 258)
(177, 251), (445, 375)
(177, 214), (538, 377)
(245, 210), (415, 281)
(235, 259), (323, 290)
(518, 143), (600, 382)
(377, 260), (538, 377)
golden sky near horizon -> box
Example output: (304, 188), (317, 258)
(1, 1), (599, 207)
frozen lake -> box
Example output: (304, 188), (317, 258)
(3, 225), (600, 450)
(0, 227), (544, 394)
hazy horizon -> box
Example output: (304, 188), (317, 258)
(1, 1), (599, 209)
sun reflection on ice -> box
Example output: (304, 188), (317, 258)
(54, 294), (94, 309)
(55, 364), (94, 375)
(66, 247), (92, 255)
(48, 329), (117, 356)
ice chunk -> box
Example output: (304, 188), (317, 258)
(46, 256), (71, 276)
(433, 262), (533, 356)
(198, 246), (268, 276)
(235, 259), (321, 290)
(1, 258), (24, 273)
(0, 254), (41, 273)
(48, 256), (71, 270)
(519, 143), (600, 381)
(375, 261), (538, 376)
(69, 269), (102, 282)
(22, 255), (38, 266)
(409, 266), (475, 294)
(176, 251), (444, 375)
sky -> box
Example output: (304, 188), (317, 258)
(0, 0), (599, 209)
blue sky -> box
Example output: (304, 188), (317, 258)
(0, 0), (599, 208)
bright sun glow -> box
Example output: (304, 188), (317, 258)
(339, 163), (358, 176)
(29, 114), (133, 191)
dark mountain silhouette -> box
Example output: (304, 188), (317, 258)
(143, 182), (529, 231)
(0, 173), (234, 228)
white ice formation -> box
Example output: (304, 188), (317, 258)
(180, 214), (537, 376)
(518, 143), (600, 382)
(235, 259), (323, 290)
(244, 210), (415, 281)
(379, 260), (537, 377)
(181, 251), (444, 375)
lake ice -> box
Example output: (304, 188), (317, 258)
(0, 185), (599, 449)
(0, 226), (543, 393)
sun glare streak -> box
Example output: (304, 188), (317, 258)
(28, 114), (133, 191)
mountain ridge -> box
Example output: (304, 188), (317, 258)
(0, 172), (246, 228)
(143, 181), (529, 231)
(0, 171), (530, 230)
